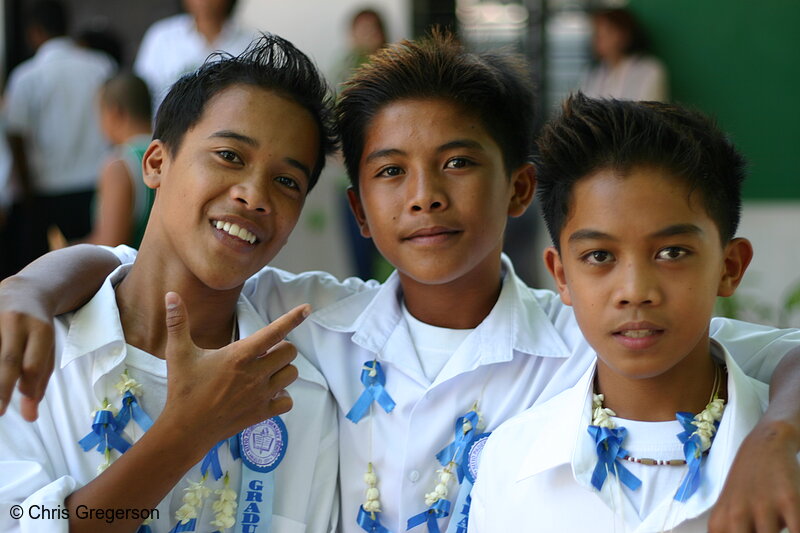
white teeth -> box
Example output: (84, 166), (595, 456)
(620, 329), (656, 338)
(213, 220), (256, 244)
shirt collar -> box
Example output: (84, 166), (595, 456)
(516, 341), (768, 528)
(61, 264), (328, 392)
(310, 254), (570, 362)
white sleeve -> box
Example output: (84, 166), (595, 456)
(241, 267), (374, 323)
(101, 244), (138, 264)
(3, 68), (33, 135)
(709, 317), (800, 383)
(0, 397), (74, 533)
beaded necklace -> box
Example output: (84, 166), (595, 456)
(588, 361), (726, 503)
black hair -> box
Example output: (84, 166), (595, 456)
(592, 8), (649, 56)
(100, 73), (153, 124)
(336, 29), (536, 193)
(153, 33), (337, 191)
(536, 93), (746, 249)
(28, 0), (68, 37)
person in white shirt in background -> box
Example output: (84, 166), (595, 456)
(135, 0), (255, 111)
(469, 94), (799, 532)
(3, 0), (114, 266)
(2, 32), (800, 533)
(0, 34), (340, 533)
(580, 7), (669, 102)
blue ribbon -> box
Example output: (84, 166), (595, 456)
(168, 519), (197, 532)
(357, 506), (390, 533)
(346, 361), (396, 423)
(587, 425), (641, 492)
(136, 526), (152, 533)
(407, 499), (451, 532)
(115, 391), (154, 432)
(674, 411), (717, 502)
(78, 409), (131, 454)
(201, 440), (225, 481)
(228, 433), (241, 461)
(435, 410), (479, 483)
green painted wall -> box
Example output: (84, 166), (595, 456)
(629, 0), (800, 199)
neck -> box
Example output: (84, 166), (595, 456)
(118, 122), (152, 145)
(399, 254), (503, 330)
(193, 14), (225, 45)
(595, 340), (723, 421)
(115, 246), (240, 358)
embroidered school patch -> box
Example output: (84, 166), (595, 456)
(465, 432), (491, 484)
(240, 417), (288, 473)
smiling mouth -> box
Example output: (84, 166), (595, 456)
(404, 227), (461, 240)
(212, 220), (257, 244)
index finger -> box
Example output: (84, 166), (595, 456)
(230, 304), (311, 361)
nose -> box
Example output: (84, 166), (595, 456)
(615, 260), (662, 307)
(230, 178), (272, 214)
(407, 170), (448, 213)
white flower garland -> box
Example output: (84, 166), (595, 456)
(362, 462), (382, 514)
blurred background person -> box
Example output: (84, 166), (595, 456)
(3, 0), (114, 268)
(333, 7), (391, 281)
(134, 0), (254, 110)
(580, 7), (668, 101)
(50, 73), (153, 250)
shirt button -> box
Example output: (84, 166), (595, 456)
(409, 470), (420, 483)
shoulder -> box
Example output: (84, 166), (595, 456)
(142, 14), (191, 39)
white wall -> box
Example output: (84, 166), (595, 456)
(234, 0), (411, 280)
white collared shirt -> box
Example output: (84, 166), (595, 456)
(111, 246), (800, 532)
(468, 343), (776, 533)
(3, 37), (113, 194)
(0, 265), (338, 533)
(134, 14), (256, 109)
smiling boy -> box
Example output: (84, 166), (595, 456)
(0, 35), (340, 533)
(1, 33), (800, 533)
(469, 95), (795, 532)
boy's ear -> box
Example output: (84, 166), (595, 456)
(346, 187), (372, 238)
(717, 237), (754, 297)
(142, 140), (167, 190)
(544, 246), (572, 306)
(508, 163), (536, 218)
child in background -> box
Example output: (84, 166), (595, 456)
(1, 33), (800, 533)
(51, 73), (154, 249)
(469, 94), (794, 531)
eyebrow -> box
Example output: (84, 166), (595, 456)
(210, 130), (311, 179)
(568, 223), (704, 243)
(364, 139), (485, 164)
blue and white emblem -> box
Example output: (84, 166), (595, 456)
(465, 432), (491, 484)
(240, 416), (288, 473)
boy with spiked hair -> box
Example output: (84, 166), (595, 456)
(0, 34), (340, 533)
(1, 33), (800, 533)
(469, 94), (799, 531)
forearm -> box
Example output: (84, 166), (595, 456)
(0, 244), (121, 318)
(65, 416), (209, 533)
(764, 345), (800, 450)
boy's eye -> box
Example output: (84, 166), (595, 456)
(216, 150), (242, 164)
(656, 247), (689, 260)
(444, 157), (472, 169)
(274, 175), (300, 191)
(582, 250), (614, 265)
(376, 166), (403, 178)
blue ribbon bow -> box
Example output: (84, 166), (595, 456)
(674, 411), (717, 502)
(168, 518), (197, 533)
(78, 409), (131, 454)
(201, 440), (226, 481)
(406, 499), (451, 532)
(436, 410), (479, 483)
(587, 425), (641, 492)
(228, 433), (241, 461)
(357, 506), (390, 533)
(115, 391), (154, 432)
(346, 361), (396, 424)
